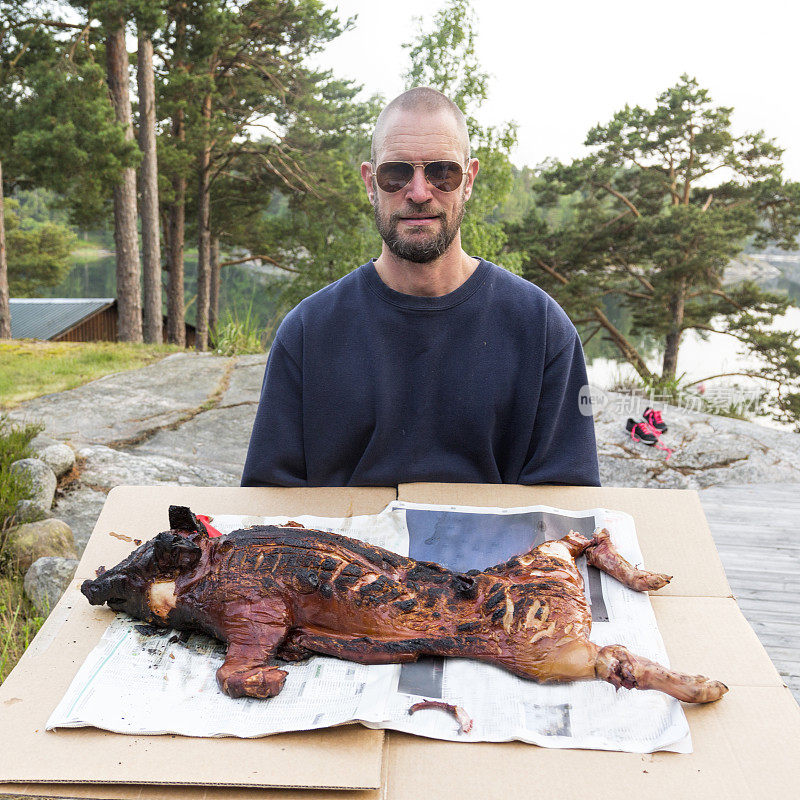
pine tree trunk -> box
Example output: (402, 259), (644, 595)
(662, 278), (687, 380)
(166, 6), (186, 347)
(209, 236), (220, 333)
(195, 93), (212, 352)
(137, 33), (163, 344)
(166, 105), (186, 347)
(167, 165), (186, 346)
(106, 21), (142, 343)
(0, 160), (11, 339)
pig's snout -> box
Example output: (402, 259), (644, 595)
(81, 574), (130, 609)
(82, 577), (111, 605)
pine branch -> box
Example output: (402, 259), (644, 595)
(219, 254), (299, 273)
(595, 183), (640, 217)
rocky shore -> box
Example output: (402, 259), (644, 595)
(5, 351), (800, 613)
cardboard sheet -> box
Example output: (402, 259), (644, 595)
(397, 483), (732, 597)
(382, 686), (800, 800)
(3, 482), (798, 800)
(0, 486), (395, 791)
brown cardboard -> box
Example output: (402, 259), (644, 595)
(398, 483), (732, 597)
(382, 687), (800, 800)
(651, 596), (784, 689)
(3, 483), (799, 800)
(1, 786), (380, 800)
(0, 486), (395, 791)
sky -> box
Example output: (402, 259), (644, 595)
(311, 0), (800, 178)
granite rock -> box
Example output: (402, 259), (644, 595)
(38, 443), (76, 478)
(6, 518), (78, 572)
(78, 444), (237, 489)
(10, 458), (57, 521)
(52, 486), (108, 555)
(593, 390), (800, 489)
(23, 556), (79, 615)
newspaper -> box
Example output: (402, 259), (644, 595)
(48, 501), (691, 753)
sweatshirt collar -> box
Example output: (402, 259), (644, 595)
(360, 258), (491, 311)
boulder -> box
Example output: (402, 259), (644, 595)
(10, 458), (57, 521)
(52, 486), (108, 556)
(38, 443), (76, 478)
(6, 518), (78, 572)
(24, 557), (79, 615)
(28, 432), (59, 453)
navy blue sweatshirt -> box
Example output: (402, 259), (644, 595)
(241, 259), (600, 487)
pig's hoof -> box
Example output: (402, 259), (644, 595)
(218, 666), (288, 698)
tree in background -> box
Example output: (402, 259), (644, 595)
(219, 77), (381, 313)
(196, 5), (379, 320)
(403, 0), (520, 271)
(1, 3), (135, 336)
(507, 75), (800, 425)
(134, 0), (164, 343)
(3, 198), (76, 294)
(100, 1), (142, 342)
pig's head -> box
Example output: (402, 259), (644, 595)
(81, 506), (208, 624)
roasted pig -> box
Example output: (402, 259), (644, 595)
(81, 506), (727, 704)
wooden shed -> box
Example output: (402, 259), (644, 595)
(8, 298), (196, 346)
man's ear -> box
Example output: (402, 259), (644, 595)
(360, 161), (376, 205)
(463, 158), (480, 202)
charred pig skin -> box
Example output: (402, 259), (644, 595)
(81, 505), (728, 703)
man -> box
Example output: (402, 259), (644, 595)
(242, 87), (599, 487)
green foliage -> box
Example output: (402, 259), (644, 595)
(3, 198), (77, 295)
(403, 0), (520, 268)
(211, 306), (266, 356)
(1, 10), (139, 227)
(0, 415), (41, 533)
(506, 75), (800, 425)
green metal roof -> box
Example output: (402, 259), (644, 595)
(9, 298), (115, 340)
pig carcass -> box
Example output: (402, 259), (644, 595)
(81, 506), (727, 703)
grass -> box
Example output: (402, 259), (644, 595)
(211, 307), (267, 356)
(0, 417), (47, 684)
(0, 340), (181, 408)
(0, 573), (46, 683)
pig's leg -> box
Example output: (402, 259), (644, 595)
(510, 636), (727, 703)
(216, 599), (290, 699)
(594, 643), (728, 703)
(558, 529), (672, 592)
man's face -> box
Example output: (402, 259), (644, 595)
(361, 108), (479, 263)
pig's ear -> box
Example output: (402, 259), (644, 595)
(168, 505), (205, 535)
(153, 532), (202, 571)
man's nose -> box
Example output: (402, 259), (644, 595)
(404, 165), (434, 204)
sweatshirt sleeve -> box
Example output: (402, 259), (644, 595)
(518, 332), (601, 486)
(241, 336), (307, 487)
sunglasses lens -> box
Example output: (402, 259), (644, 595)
(424, 161), (464, 192)
(374, 161), (465, 193)
(375, 162), (415, 193)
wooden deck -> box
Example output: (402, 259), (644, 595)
(699, 483), (800, 702)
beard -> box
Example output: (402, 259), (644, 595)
(372, 189), (466, 264)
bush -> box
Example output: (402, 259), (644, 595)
(0, 417), (46, 684)
(0, 416), (43, 532)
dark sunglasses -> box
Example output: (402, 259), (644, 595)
(373, 160), (468, 193)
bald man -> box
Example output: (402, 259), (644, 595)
(242, 88), (600, 487)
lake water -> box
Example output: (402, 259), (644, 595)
(585, 306), (800, 429)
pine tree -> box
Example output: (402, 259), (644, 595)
(507, 76), (800, 425)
